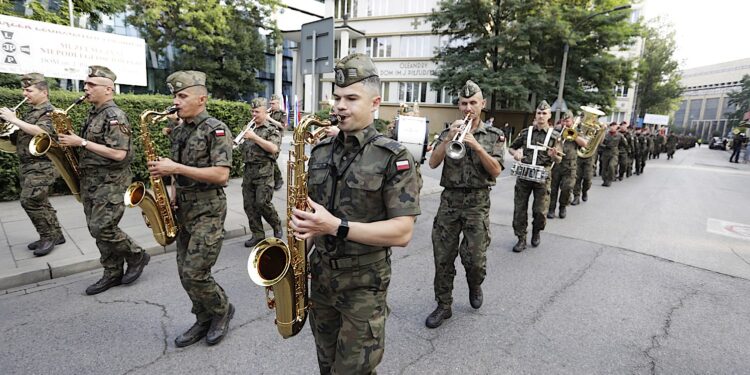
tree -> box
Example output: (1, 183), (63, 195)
(128, 0), (280, 100)
(429, 0), (639, 118)
(633, 20), (682, 119)
(9, 0), (128, 26)
(726, 74), (750, 128)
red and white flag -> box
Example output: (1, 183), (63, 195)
(396, 160), (410, 171)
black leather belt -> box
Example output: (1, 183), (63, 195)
(178, 189), (224, 201)
(445, 187), (490, 193)
(319, 249), (391, 270)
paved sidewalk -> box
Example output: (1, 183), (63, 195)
(0, 141), (443, 291)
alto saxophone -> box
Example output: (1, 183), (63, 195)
(124, 106), (179, 246)
(29, 95), (87, 202)
(247, 114), (339, 339)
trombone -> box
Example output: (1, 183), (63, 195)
(446, 113), (472, 159)
(233, 120), (256, 149)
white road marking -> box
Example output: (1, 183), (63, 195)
(707, 218), (750, 240)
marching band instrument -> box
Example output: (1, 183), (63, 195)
(446, 114), (472, 159)
(535, 142), (565, 157)
(576, 106), (606, 159)
(303, 127), (328, 144)
(562, 127), (578, 142)
(29, 95), (87, 201)
(233, 120), (256, 149)
(0, 97), (29, 153)
(511, 163), (550, 183)
(395, 115), (429, 163)
(247, 114), (339, 339)
(124, 106), (179, 246)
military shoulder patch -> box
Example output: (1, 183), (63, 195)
(396, 159), (410, 171)
(215, 129), (226, 137)
(372, 136), (404, 154)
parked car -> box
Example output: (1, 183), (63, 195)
(708, 137), (726, 150)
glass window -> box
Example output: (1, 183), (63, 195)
(335, 0), (357, 18)
(398, 82), (428, 103)
(614, 85), (629, 97)
(366, 37), (392, 58)
(435, 86), (455, 104)
(381, 82), (390, 101)
(673, 100), (687, 126)
(399, 35), (434, 58)
(688, 99), (703, 122)
(703, 98), (719, 120)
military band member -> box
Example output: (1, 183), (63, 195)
(0, 73), (65, 256)
(548, 110), (587, 219)
(599, 121), (623, 187)
(617, 122), (632, 180)
(290, 53), (421, 374)
(633, 127), (646, 175)
(508, 101), (562, 252)
(58, 66), (149, 295)
(241, 97), (283, 248)
(666, 131), (678, 159)
(268, 94), (287, 191)
(425, 80), (504, 329)
(148, 71), (234, 347)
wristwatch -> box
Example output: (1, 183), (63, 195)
(80, 139), (88, 148)
(336, 218), (349, 239)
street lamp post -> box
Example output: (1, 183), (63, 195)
(553, 5), (632, 124)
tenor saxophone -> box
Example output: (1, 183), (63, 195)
(29, 95), (87, 201)
(247, 114), (339, 339)
(124, 106), (179, 246)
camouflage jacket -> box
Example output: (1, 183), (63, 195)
(18, 101), (55, 164)
(617, 131), (631, 157)
(78, 100), (132, 172)
(269, 110), (287, 130)
(171, 110), (233, 191)
(436, 122), (505, 188)
(555, 136), (579, 171)
(240, 120), (281, 179)
(307, 124), (421, 257)
(509, 126), (560, 167)
(600, 131), (623, 157)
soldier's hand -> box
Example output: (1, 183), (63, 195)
(162, 127), (172, 136)
(547, 147), (559, 157)
(148, 158), (179, 178)
(324, 126), (340, 138)
(463, 132), (480, 150)
(290, 198), (338, 240)
(0, 107), (18, 123)
(513, 150), (523, 161)
(58, 133), (85, 147)
(243, 129), (257, 140)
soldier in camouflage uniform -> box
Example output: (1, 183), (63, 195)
(425, 80), (504, 329)
(148, 71), (235, 347)
(267, 94), (287, 191)
(548, 111), (587, 219)
(289, 53), (421, 374)
(617, 122), (632, 181)
(58, 66), (149, 295)
(633, 128), (645, 175)
(666, 131), (678, 159)
(241, 97), (283, 248)
(508, 101), (562, 252)
(599, 122), (623, 187)
(0, 73), (65, 256)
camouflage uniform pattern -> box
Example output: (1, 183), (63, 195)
(634, 133), (646, 174)
(617, 131), (631, 179)
(509, 127), (559, 238)
(666, 133), (677, 158)
(599, 131), (622, 185)
(170, 110), (233, 323)
(240, 119), (282, 237)
(307, 124), (421, 374)
(432, 122), (504, 307)
(17, 101), (63, 240)
(548, 137), (578, 213)
(269, 109), (287, 186)
(78, 100), (144, 278)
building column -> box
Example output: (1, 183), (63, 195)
(274, 45), (283, 98)
(340, 30), (350, 59)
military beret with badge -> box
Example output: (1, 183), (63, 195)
(166, 70), (206, 94)
(88, 65), (117, 82)
(334, 53), (379, 88)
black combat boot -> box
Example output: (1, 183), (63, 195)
(206, 303), (235, 345)
(122, 252), (150, 285)
(274, 179), (284, 191)
(244, 236), (262, 248)
(582, 192), (588, 201)
(546, 210), (555, 219)
(85, 274), (123, 295)
(571, 196), (580, 206)
(28, 235), (65, 250)
(425, 305), (452, 328)
(469, 285), (483, 309)
(531, 230), (541, 247)
(33, 239), (56, 256)
(175, 321), (211, 348)
(558, 207), (567, 219)
(273, 227), (283, 239)
(512, 237), (527, 253)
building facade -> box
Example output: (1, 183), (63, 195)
(672, 58), (750, 140)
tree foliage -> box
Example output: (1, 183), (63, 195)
(127, 0), (280, 100)
(634, 20), (682, 118)
(726, 74), (750, 128)
(5, 0), (128, 26)
(429, 0), (639, 118)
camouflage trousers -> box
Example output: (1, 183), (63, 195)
(242, 165), (281, 238)
(637, 152), (648, 173)
(549, 165), (576, 212)
(431, 188), (490, 307)
(81, 173), (143, 278)
(573, 157), (594, 198)
(618, 153), (630, 179)
(19, 163), (62, 239)
(176, 189), (229, 323)
(273, 160), (282, 185)
(513, 178), (549, 238)
(309, 249), (390, 375)
(600, 153), (617, 184)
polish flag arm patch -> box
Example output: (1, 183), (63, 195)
(215, 129), (225, 137)
(396, 159), (410, 171)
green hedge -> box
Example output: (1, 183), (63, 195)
(0, 87), (253, 201)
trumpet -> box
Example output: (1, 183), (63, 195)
(562, 127), (578, 141)
(446, 114), (472, 159)
(233, 120), (256, 149)
(0, 97), (29, 153)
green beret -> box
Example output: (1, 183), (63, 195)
(88, 65), (117, 82)
(561, 110), (574, 120)
(251, 97), (267, 109)
(334, 53), (378, 87)
(166, 70), (206, 94)
(537, 100), (551, 111)
(21, 73), (45, 88)
(460, 80), (482, 98)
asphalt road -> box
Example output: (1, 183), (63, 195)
(1, 146), (749, 374)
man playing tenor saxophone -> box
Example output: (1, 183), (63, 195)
(148, 71), (235, 347)
(290, 53), (421, 374)
(58, 66), (150, 295)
